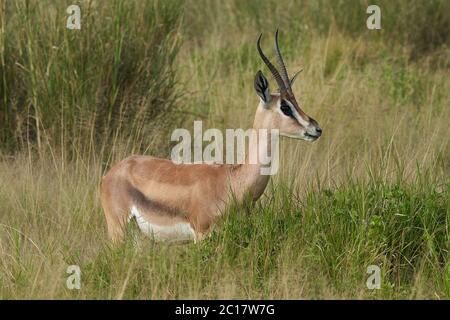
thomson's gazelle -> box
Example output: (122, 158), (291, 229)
(100, 31), (322, 243)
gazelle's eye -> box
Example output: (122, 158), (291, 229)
(280, 103), (293, 117)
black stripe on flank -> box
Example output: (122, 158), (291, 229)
(127, 184), (182, 217)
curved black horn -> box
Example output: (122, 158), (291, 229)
(257, 33), (287, 93)
(290, 69), (303, 86)
(274, 29), (290, 90)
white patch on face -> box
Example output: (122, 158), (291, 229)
(278, 99), (310, 128)
(130, 206), (196, 242)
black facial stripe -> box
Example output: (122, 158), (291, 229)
(280, 100), (294, 118)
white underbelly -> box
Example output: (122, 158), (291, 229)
(130, 206), (195, 242)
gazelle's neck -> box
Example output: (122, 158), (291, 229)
(230, 106), (278, 202)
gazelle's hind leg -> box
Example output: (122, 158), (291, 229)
(100, 178), (130, 244)
(101, 199), (126, 243)
(106, 210), (127, 243)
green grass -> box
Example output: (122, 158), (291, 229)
(0, 160), (447, 298)
(0, 0), (449, 299)
(0, 0), (183, 155)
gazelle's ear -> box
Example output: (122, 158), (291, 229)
(254, 70), (271, 105)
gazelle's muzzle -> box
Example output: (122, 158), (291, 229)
(304, 118), (322, 140)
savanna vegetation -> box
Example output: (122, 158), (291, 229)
(0, 0), (449, 299)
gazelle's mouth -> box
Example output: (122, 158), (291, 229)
(304, 132), (320, 140)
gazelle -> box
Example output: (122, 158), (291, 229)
(100, 31), (322, 243)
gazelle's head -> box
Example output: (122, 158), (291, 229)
(253, 31), (322, 142)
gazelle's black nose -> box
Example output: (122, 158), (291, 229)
(316, 127), (322, 136)
(308, 118), (322, 137)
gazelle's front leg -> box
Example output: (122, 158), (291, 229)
(193, 231), (210, 244)
(189, 212), (215, 244)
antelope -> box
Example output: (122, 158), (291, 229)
(100, 31), (322, 244)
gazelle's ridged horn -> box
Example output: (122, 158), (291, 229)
(290, 69), (303, 85)
(274, 29), (291, 91)
(257, 33), (287, 93)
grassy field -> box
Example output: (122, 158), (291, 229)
(0, 0), (449, 299)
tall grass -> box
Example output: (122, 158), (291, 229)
(0, 0), (449, 299)
(0, 0), (183, 157)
